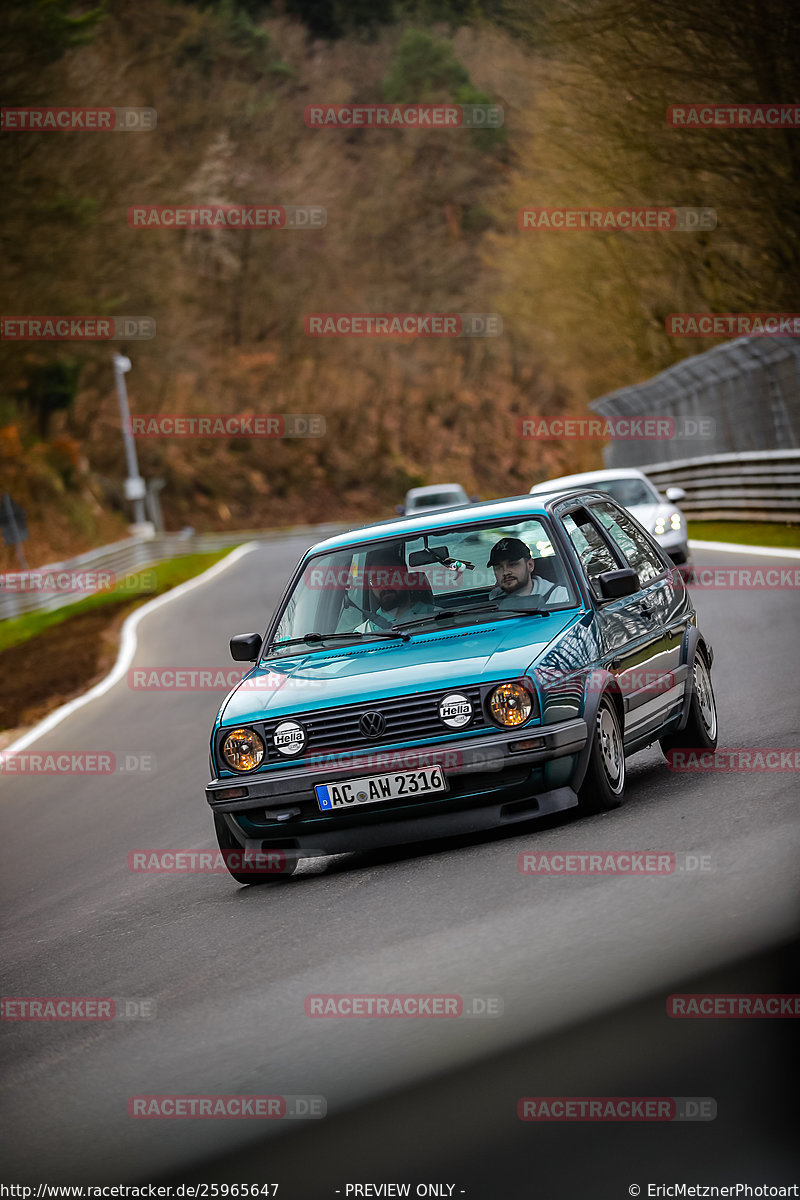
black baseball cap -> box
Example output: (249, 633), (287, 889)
(487, 537), (532, 567)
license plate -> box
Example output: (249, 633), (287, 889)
(315, 766), (448, 812)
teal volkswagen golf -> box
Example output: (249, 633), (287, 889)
(206, 491), (717, 883)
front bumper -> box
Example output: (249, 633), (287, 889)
(655, 529), (690, 564)
(206, 717), (588, 856)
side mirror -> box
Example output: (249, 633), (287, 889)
(470, 495), (480, 503)
(230, 632), (262, 662)
(665, 486), (686, 503)
(395, 504), (405, 515)
(597, 568), (639, 599)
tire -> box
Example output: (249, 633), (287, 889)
(578, 694), (626, 814)
(660, 649), (718, 755)
(213, 813), (297, 885)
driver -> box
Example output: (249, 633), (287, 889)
(487, 537), (569, 605)
(358, 561), (435, 632)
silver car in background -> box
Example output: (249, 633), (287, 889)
(530, 467), (690, 568)
(397, 483), (477, 516)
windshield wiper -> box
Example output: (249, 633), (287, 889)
(269, 629), (410, 651)
(392, 602), (550, 634)
(492, 606), (550, 616)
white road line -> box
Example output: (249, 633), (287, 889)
(1, 542), (258, 760)
(689, 539), (800, 559)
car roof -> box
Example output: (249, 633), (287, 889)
(530, 467), (650, 492)
(306, 490), (604, 555)
(406, 483), (466, 499)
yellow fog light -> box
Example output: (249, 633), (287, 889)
(489, 682), (533, 727)
(222, 727), (265, 771)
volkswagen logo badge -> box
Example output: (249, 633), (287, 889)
(359, 710), (386, 739)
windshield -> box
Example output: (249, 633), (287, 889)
(265, 516), (578, 658)
(408, 491), (464, 509)
(590, 478), (660, 507)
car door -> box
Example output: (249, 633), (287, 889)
(587, 498), (689, 739)
(560, 502), (671, 747)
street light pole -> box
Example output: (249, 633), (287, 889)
(112, 353), (150, 532)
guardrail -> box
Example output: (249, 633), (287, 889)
(0, 523), (347, 622)
(591, 335), (800, 468)
(643, 449), (800, 522)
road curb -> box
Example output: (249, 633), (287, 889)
(689, 539), (800, 559)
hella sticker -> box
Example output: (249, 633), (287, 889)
(439, 693), (473, 729)
(273, 720), (307, 756)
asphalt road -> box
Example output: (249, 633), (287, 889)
(1, 535), (799, 1182)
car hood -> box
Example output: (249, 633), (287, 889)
(627, 502), (661, 529)
(219, 610), (580, 726)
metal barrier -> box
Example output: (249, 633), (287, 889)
(0, 523), (346, 622)
(643, 449), (800, 522)
(590, 336), (800, 468)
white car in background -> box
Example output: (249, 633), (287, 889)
(530, 468), (691, 568)
(397, 483), (478, 516)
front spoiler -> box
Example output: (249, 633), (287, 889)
(216, 785), (580, 858)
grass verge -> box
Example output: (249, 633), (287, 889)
(0, 550), (234, 654)
(0, 549), (235, 733)
(688, 520), (800, 549)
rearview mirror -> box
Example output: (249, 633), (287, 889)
(665, 486), (686, 503)
(408, 545), (450, 566)
(597, 569), (639, 599)
(230, 632), (262, 662)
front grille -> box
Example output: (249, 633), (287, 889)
(262, 684), (486, 760)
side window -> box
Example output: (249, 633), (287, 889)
(591, 502), (665, 586)
(562, 510), (619, 594)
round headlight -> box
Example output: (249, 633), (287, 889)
(488, 682), (533, 727)
(222, 727), (265, 771)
